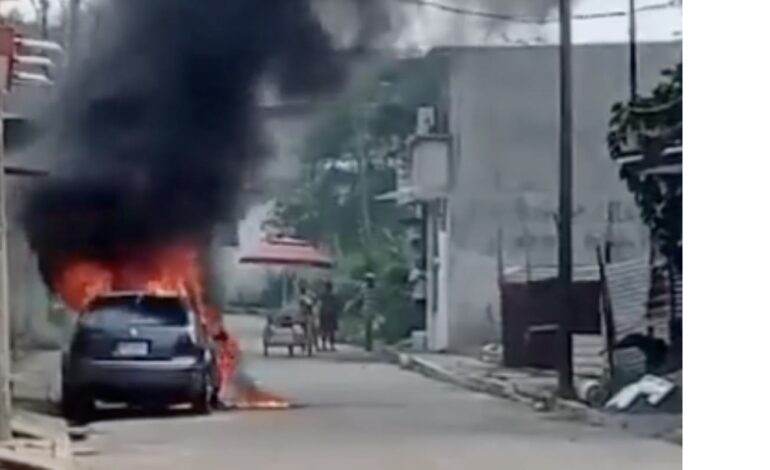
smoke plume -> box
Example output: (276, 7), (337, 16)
(22, 0), (366, 283)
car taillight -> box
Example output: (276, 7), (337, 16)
(175, 327), (202, 357)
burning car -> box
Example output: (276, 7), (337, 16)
(20, 0), (340, 416)
(61, 292), (219, 421)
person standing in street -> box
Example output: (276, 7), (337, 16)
(342, 272), (380, 352)
(297, 279), (316, 355)
(362, 272), (377, 352)
(318, 281), (340, 351)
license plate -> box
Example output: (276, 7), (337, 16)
(114, 341), (149, 357)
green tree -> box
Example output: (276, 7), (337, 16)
(607, 63), (682, 271)
(268, 55), (444, 343)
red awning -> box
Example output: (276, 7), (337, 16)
(239, 237), (333, 269)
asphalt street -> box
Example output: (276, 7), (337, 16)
(77, 314), (681, 470)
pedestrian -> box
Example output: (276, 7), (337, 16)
(341, 272), (378, 351)
(297, 279), (316, 354)
(318, 281), (340, 351)
(361, 272), (376, 352)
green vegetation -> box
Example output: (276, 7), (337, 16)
(267, 55), (444, 344)
(607, 63), (682, 271)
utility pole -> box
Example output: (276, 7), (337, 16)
(628, 0), (638, 102)
(39, 0), (50, 40)
(556, 0), (575, 399)
(355, 105), (374, 351)
(0, 29), (11, 441)
(68, 0), (82, 57)
(355, 106), (373, 250)
(0, 89), (9, 443)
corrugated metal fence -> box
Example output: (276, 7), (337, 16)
(606, 258), (652, 338)
(604, 256), (682, 378)
(501, 257), (681, 378)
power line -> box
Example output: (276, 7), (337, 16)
(397, 0), (679, 24)
(398, 0), (537, 23)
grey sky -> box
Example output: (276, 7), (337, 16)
(2, 0), (681, 47)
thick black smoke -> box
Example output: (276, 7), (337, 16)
(22, 0), (351, 281)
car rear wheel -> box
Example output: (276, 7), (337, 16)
(192, 373), (214, 415)
(210, 385), (221, 410)
(61, 387), (94, 424)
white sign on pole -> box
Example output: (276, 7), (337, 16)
(416, 107), (436, 136)
(410, 136), (450, 200)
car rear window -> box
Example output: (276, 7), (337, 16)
(82, 295), (190, 328)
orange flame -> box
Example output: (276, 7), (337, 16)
(51, 243), (289, 410)
(53, 245), (204, 312)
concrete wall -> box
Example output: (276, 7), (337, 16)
(6, 176), (60, 351)
(3, 86), (64, 352)
(443, 43), (682, 351)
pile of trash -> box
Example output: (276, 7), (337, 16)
(604, 371), (682, 414)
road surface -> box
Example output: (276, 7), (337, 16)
(77, 315), (681, 470)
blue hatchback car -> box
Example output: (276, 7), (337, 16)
(61, 292), (219, 422)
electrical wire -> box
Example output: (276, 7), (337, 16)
(398, 0), (539, 23)
(396, 0), (680, 24)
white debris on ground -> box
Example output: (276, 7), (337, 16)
(605, 374), (679, 412)
(480, 343), (503, 364)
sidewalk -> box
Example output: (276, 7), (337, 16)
(386, 349), (682, 445)
(3, 349), (76, 469)
(12, 350), (62, 409)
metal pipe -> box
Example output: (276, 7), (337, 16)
(0, 73), (11, 442)
(629, 0), (639, 102)
(14, 55), (55, 68)
(14, 38), (64, 55)
(13, 71), (54, 87)
(68, 0), (82, 57)
(557, 0), (575, 399)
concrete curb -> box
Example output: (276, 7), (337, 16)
(409, 354), (533, 404)
(386, 349), (605, 422)
(0, 411), (76, 469)
(6, 351), (79, 468)
(386, 348), (682, 447)
(665, 427), (683, 446)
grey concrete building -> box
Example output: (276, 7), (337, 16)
(412, 42), (682, 352)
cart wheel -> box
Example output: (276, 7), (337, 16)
(288, 346), (294, 357)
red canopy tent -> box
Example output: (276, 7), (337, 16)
(239, 237), (333, 269)
(240, 237), (333, 309)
